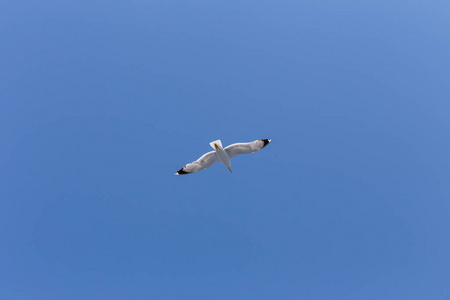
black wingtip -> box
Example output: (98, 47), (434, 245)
(175, 167), (190, 175)
(261, 138), (271, 148)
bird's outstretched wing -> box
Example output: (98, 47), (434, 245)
(224, 139), (271, 159)
(175, 151), (218, 175)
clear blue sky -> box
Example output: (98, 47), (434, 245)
(2, 1), (449, 299)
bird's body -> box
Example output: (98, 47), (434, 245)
(175, 139), (271, 175)
(209, 140), (233, 172)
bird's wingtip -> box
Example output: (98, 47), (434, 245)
(175, 168), (190, 175)
(261, 138), (271, 148)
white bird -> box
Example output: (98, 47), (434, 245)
(175, 139), (271, 175)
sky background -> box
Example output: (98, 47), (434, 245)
(1, 0), (450, 299)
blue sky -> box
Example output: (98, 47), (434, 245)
(1, 1), (449, 299)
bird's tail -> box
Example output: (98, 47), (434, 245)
(210, 139), (223, 150)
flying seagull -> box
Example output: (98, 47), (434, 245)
(175, 139), (271, 175)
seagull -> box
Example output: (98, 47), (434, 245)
(175, 139), (271, 175)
